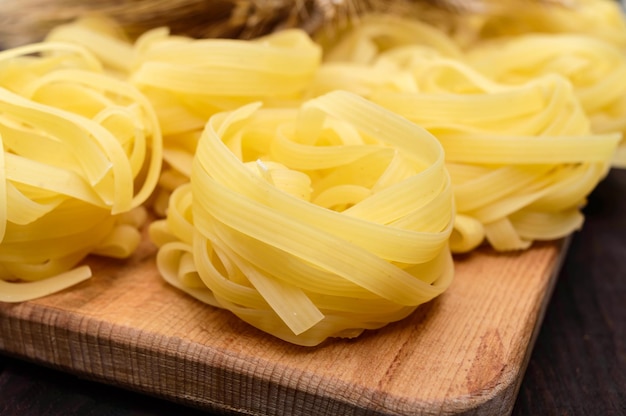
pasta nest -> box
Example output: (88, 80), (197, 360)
(150, 91), (455, 346)
(308, 14), (622, 252)
(0, 43), (162, 301)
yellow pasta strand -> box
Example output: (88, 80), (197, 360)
(444, 0), (626, 50)
(0, 266), (92, 303)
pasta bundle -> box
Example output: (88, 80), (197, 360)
(409, 0), (626, 165)
(46, 17), (323, 214)
(150, 91), (454, 346)
(466, 34), (626, 166)
(134, 28), (322, 214)
(0, 42), (162, 302)
(130, 26), (322, 135)
(310, 14), (621, 252)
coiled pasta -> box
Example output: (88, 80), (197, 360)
(133, 28), (322, 214)
(466, 34), (626, 167)
(151, 91), (454, 346)
(0, 42), (162, 302)
(407, 0), (626, 165)
(46, 17), (323, 215)
(310, 14), (621, 252)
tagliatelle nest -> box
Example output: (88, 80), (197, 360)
(0, 0), (574, 49)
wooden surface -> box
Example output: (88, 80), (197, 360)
(2, 167), (625, 415)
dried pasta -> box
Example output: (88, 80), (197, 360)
(406, 0), (626, 165)
(0, 42), (162, 302)
(307, 14), (622, 252)
(43, 17), (323, 215)
(129, 26), (322, 214)
(151, 91), (454, 346)
(466, 34), (626, 167)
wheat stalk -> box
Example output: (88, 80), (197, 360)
(0, 0), (572, 48)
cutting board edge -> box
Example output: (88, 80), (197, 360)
(0, 303), (402, 415)
(0, 307), (436, 416)
(497, 236), (573, 413)
(447, 237), (571, 415)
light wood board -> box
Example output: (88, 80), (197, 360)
(0, 229), (568, 416)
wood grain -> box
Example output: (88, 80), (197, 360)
(0, 225), (566, 415)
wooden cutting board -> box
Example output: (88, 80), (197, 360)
(0, 226), (568, 416)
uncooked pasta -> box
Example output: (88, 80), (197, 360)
(151, 91), (454, 345)
(0, 42), (162, 302)
(132, 27), (322, 214)
(44, 17), (323, 215)
(310, 14), (621, 252)
(408, 0), (626, 165)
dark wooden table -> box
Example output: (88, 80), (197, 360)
(1, 168), (625, 416)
